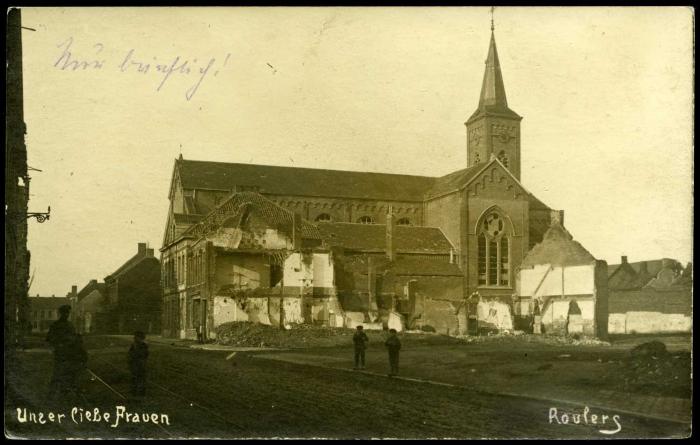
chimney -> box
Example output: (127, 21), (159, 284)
(621, 255), (628, 264)
(71, 285), (77, 297)
(147, 248), (155, 257)
(638, 261), (648, 273)
(292, 213), (303, 250)
(138, 242), (147, 254)
(90, 279), (97, 285)
(550, 210), (564, 226)
(386, 206), (395, 262)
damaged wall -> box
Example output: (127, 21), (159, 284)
(607, 287), (691, 334)
(475, 299), (514, 332)
(283, 252), (334, 295)
(212, 295), (305, 328)
(517, 263), (600, 335)
(215, 254), (271, 290)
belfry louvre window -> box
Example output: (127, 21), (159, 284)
(477, 211), (511, 287)
(497, 150), (509, 168)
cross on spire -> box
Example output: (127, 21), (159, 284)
(490, 6), (495, 32)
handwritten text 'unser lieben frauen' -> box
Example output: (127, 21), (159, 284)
(53, 37), (231, 101)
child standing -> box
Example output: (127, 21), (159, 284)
(128, 331), (149, 398)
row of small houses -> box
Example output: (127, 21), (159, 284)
(29, 243), (161, 335)
(29, 226), (691, 339)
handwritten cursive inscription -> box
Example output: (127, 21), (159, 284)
(548, 406), (622, 435)
(53, 37), (231, 101)
(16, 406), (171, 428)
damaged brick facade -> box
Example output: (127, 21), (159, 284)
(157, 29), (607, 338)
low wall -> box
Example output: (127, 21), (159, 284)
(608, 311), (691, 334)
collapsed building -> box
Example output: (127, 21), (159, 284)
(158, 26), (687, 340)
(514, 218), (609, 337)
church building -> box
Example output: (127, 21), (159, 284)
(159, 27), (590, 339)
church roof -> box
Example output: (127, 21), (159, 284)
(466, 32), (521, 124)
(177, 159), (434, 202)
(317, 222), (454, 253)
(425, 163), (485, 199)
(520, 222), (596, 268)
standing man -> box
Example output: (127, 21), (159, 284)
(384, 328), (401, 377)
(46, 305), (77, 399)
(128, 331), (149, 398)
(352, 325), (369, 370)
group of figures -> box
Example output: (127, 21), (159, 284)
(352, 326), (402, 376)
(45, 305), (149, 401)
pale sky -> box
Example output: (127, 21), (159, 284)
(20, 7), (693, 296)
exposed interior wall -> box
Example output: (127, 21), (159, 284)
(212, 295), (306, 328)
(206, 225), (291, 251)
(475, 299), (513, 331)
(518, 264), (596, 298)
(215, 254), (270, 290)
(283, 252), (335, 294)
(517, 263), (598, 335)
(540, 298), (595, 335)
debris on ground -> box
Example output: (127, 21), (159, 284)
(214, 322), (462, 349)
(453, 333), (610, 347)
(603, 341), (692, 398)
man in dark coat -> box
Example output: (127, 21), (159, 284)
(128, 331), (149, 398)
(384, 328), (401, 377)
(352, 325), (369, 370)
(46, 305), (77, 399)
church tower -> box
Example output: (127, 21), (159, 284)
(465, 24), (522, 179)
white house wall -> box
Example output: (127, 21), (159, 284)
(518, 264), (596, 298)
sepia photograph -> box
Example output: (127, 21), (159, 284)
(5, 6), (693, 439)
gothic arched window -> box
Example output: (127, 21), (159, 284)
(357, 215), (374, 224)
(315, 213), (332, 222)
(477, 211), (511, 287)
(497, 150), (509, 168)
(396, 217), (411, 226)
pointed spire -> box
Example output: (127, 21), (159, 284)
(466, 14), (520, 125)
(478, 30), (508, 109)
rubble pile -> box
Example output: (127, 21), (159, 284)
(215, 322), (351, 348)
(617, 341), (691, 397)
(454, 333), (610, 347)
(215, 322), (463, 348)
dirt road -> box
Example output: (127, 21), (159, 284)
(4, 336), (690, 439)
